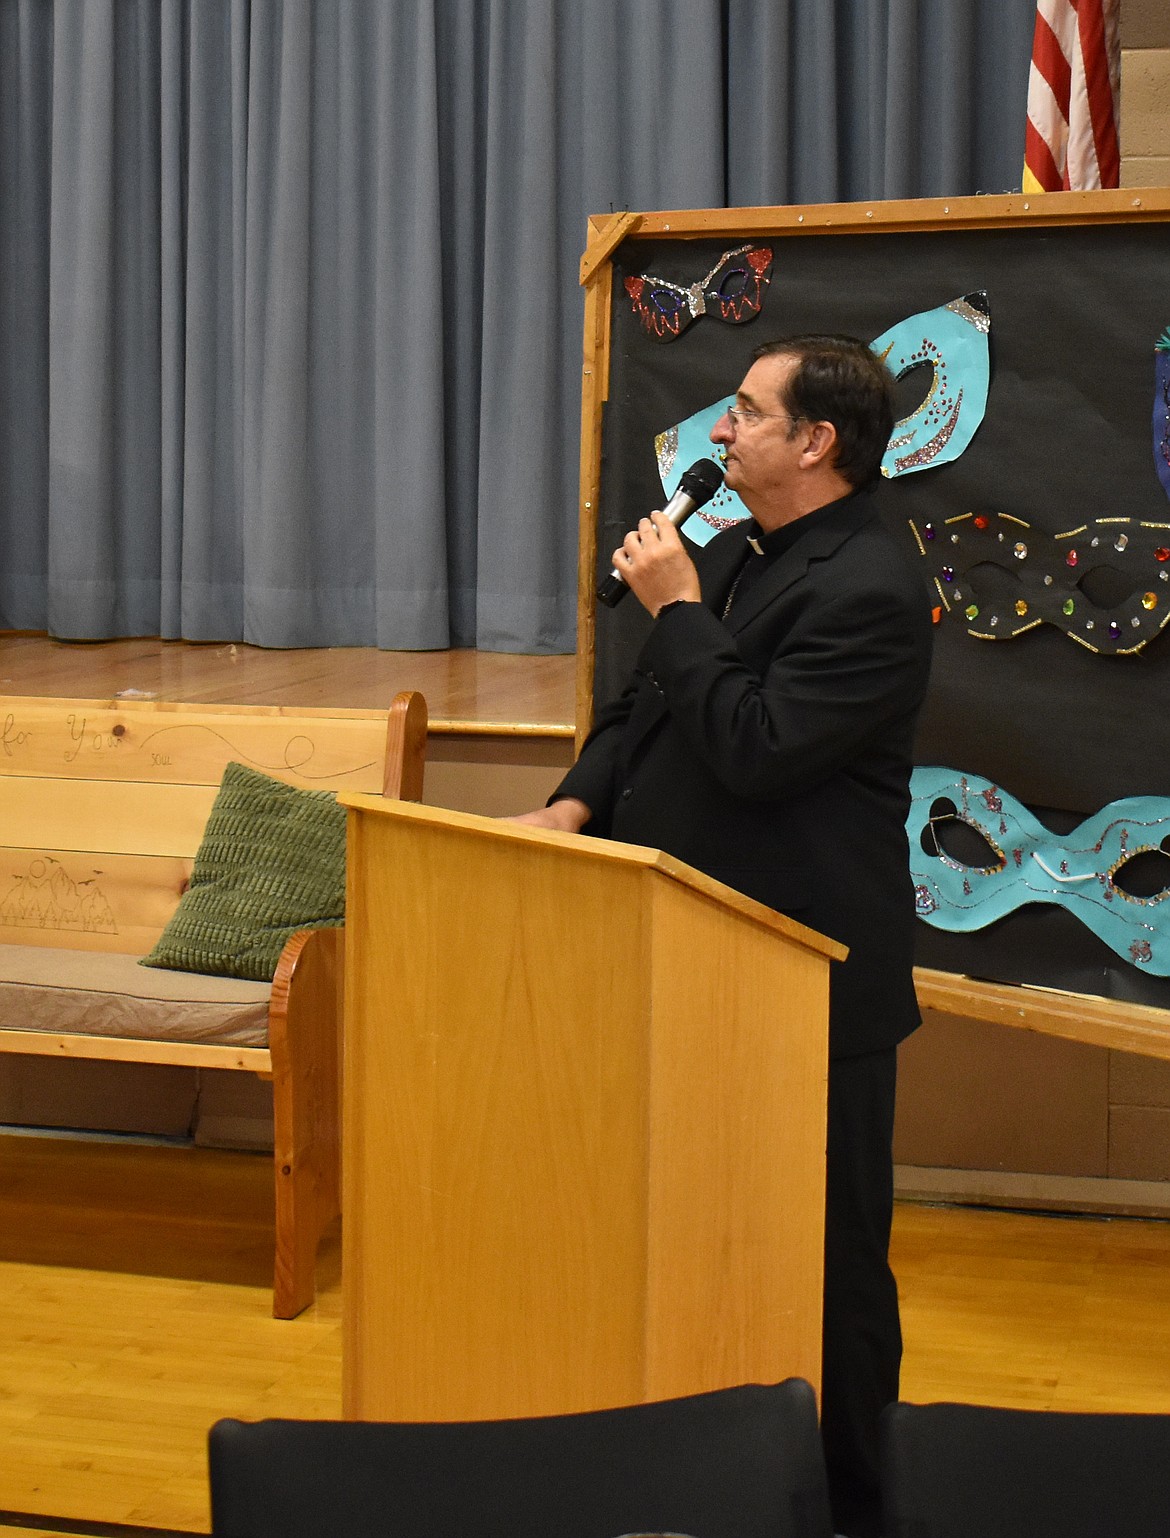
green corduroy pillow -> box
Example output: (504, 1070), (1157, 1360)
(141, 761), (346, 982)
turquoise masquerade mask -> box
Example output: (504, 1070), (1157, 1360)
(652, 292), (992, 546)
(872, 292), (991, 478)
(909, 767), (1170, 974)
(912, 510), (1170, 654)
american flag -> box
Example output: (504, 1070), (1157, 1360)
(1024, 0), (1121, 191)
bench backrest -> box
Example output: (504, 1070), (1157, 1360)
(0, 697), (418, 956)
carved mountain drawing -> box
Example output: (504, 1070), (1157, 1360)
(0, 856), (118, 934)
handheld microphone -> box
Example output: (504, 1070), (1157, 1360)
(597, 457), (725, 609)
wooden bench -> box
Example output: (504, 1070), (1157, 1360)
(0, 689), (428, 1318)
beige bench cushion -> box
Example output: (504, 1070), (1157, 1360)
(0, 945), (271, 1047)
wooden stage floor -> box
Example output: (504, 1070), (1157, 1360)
(0, 636), (577, 733)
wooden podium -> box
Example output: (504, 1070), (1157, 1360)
(338, 796), (845, 1422)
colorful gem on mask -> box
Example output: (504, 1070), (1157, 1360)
(1109, 621), (1122, 639)
(965, 605), (979, 620)
(924, 523), (936, 540)
(1014, 543), (1028, 559)
(941, 566), (955, 581)
(1157, 548), (1170, 562)
(915, 885), (938, 917)
(1066, 549), (1079, 567)
(1144, 592), (1159, 610)
(1015, 600), (1028, 616)
(1063, 598), (1076, 615)
(973, 515), (988, 530)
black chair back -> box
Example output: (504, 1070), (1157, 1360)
(210, 1378), (832, 1538)
(882, 1399), (1170, 1538)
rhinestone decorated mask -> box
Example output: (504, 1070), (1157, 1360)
(912, 511), (1170, 654)
(909, 767), (1170, 974)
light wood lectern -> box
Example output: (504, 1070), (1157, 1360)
(338, 795), (846, 1423)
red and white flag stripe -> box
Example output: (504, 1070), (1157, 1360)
(1024, 0), (1120, 192)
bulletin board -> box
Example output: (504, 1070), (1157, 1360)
(576, 189), (1170, 1051)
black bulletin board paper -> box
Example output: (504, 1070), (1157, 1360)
(592, 214), (1170, 1008)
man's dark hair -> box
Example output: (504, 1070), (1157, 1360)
(752, 334), (894, 489)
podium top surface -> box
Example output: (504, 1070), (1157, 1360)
(340, 793), (847, 963)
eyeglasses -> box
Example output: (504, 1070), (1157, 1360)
(725, 404), (805, 431)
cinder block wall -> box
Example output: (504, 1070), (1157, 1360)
(1121, 0), (1170, 185)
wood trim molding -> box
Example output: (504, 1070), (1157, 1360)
(915, 967), (1170, 1061)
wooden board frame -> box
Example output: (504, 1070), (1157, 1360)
(576, 187), (1170, 1056)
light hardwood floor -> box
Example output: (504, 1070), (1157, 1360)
(0, 1135), (1168, 1534)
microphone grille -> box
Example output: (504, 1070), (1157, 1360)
(678, 457), (725, 506)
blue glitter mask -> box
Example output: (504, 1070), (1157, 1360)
(872, 292), (991, 478)
(909, 767), (1170, 974)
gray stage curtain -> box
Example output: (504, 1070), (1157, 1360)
(0, 0), (1033, 653)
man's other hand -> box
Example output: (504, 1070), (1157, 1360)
(506, 797), (591, 833)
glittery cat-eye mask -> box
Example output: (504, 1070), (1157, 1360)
(624, 245), (774, 340)
(872, 291), (991, 478)
(909, 767), (1170, 974)
(912, 510), (1170, 654)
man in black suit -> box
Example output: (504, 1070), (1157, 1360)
(516, 335), (933, 1537)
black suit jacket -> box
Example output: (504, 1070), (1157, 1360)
(557, 490), (934, 1058)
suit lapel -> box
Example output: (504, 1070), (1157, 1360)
(695, 523), (754, 614)
(717, 495), (876, 634)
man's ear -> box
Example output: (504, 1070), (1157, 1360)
(800, 419), (838, 469)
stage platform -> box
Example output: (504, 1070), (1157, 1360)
(0, 634), (576, 736)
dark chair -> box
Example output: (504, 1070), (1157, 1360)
(881, 1399), (1170, 1538)
(209, 1378), (832, 1538)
